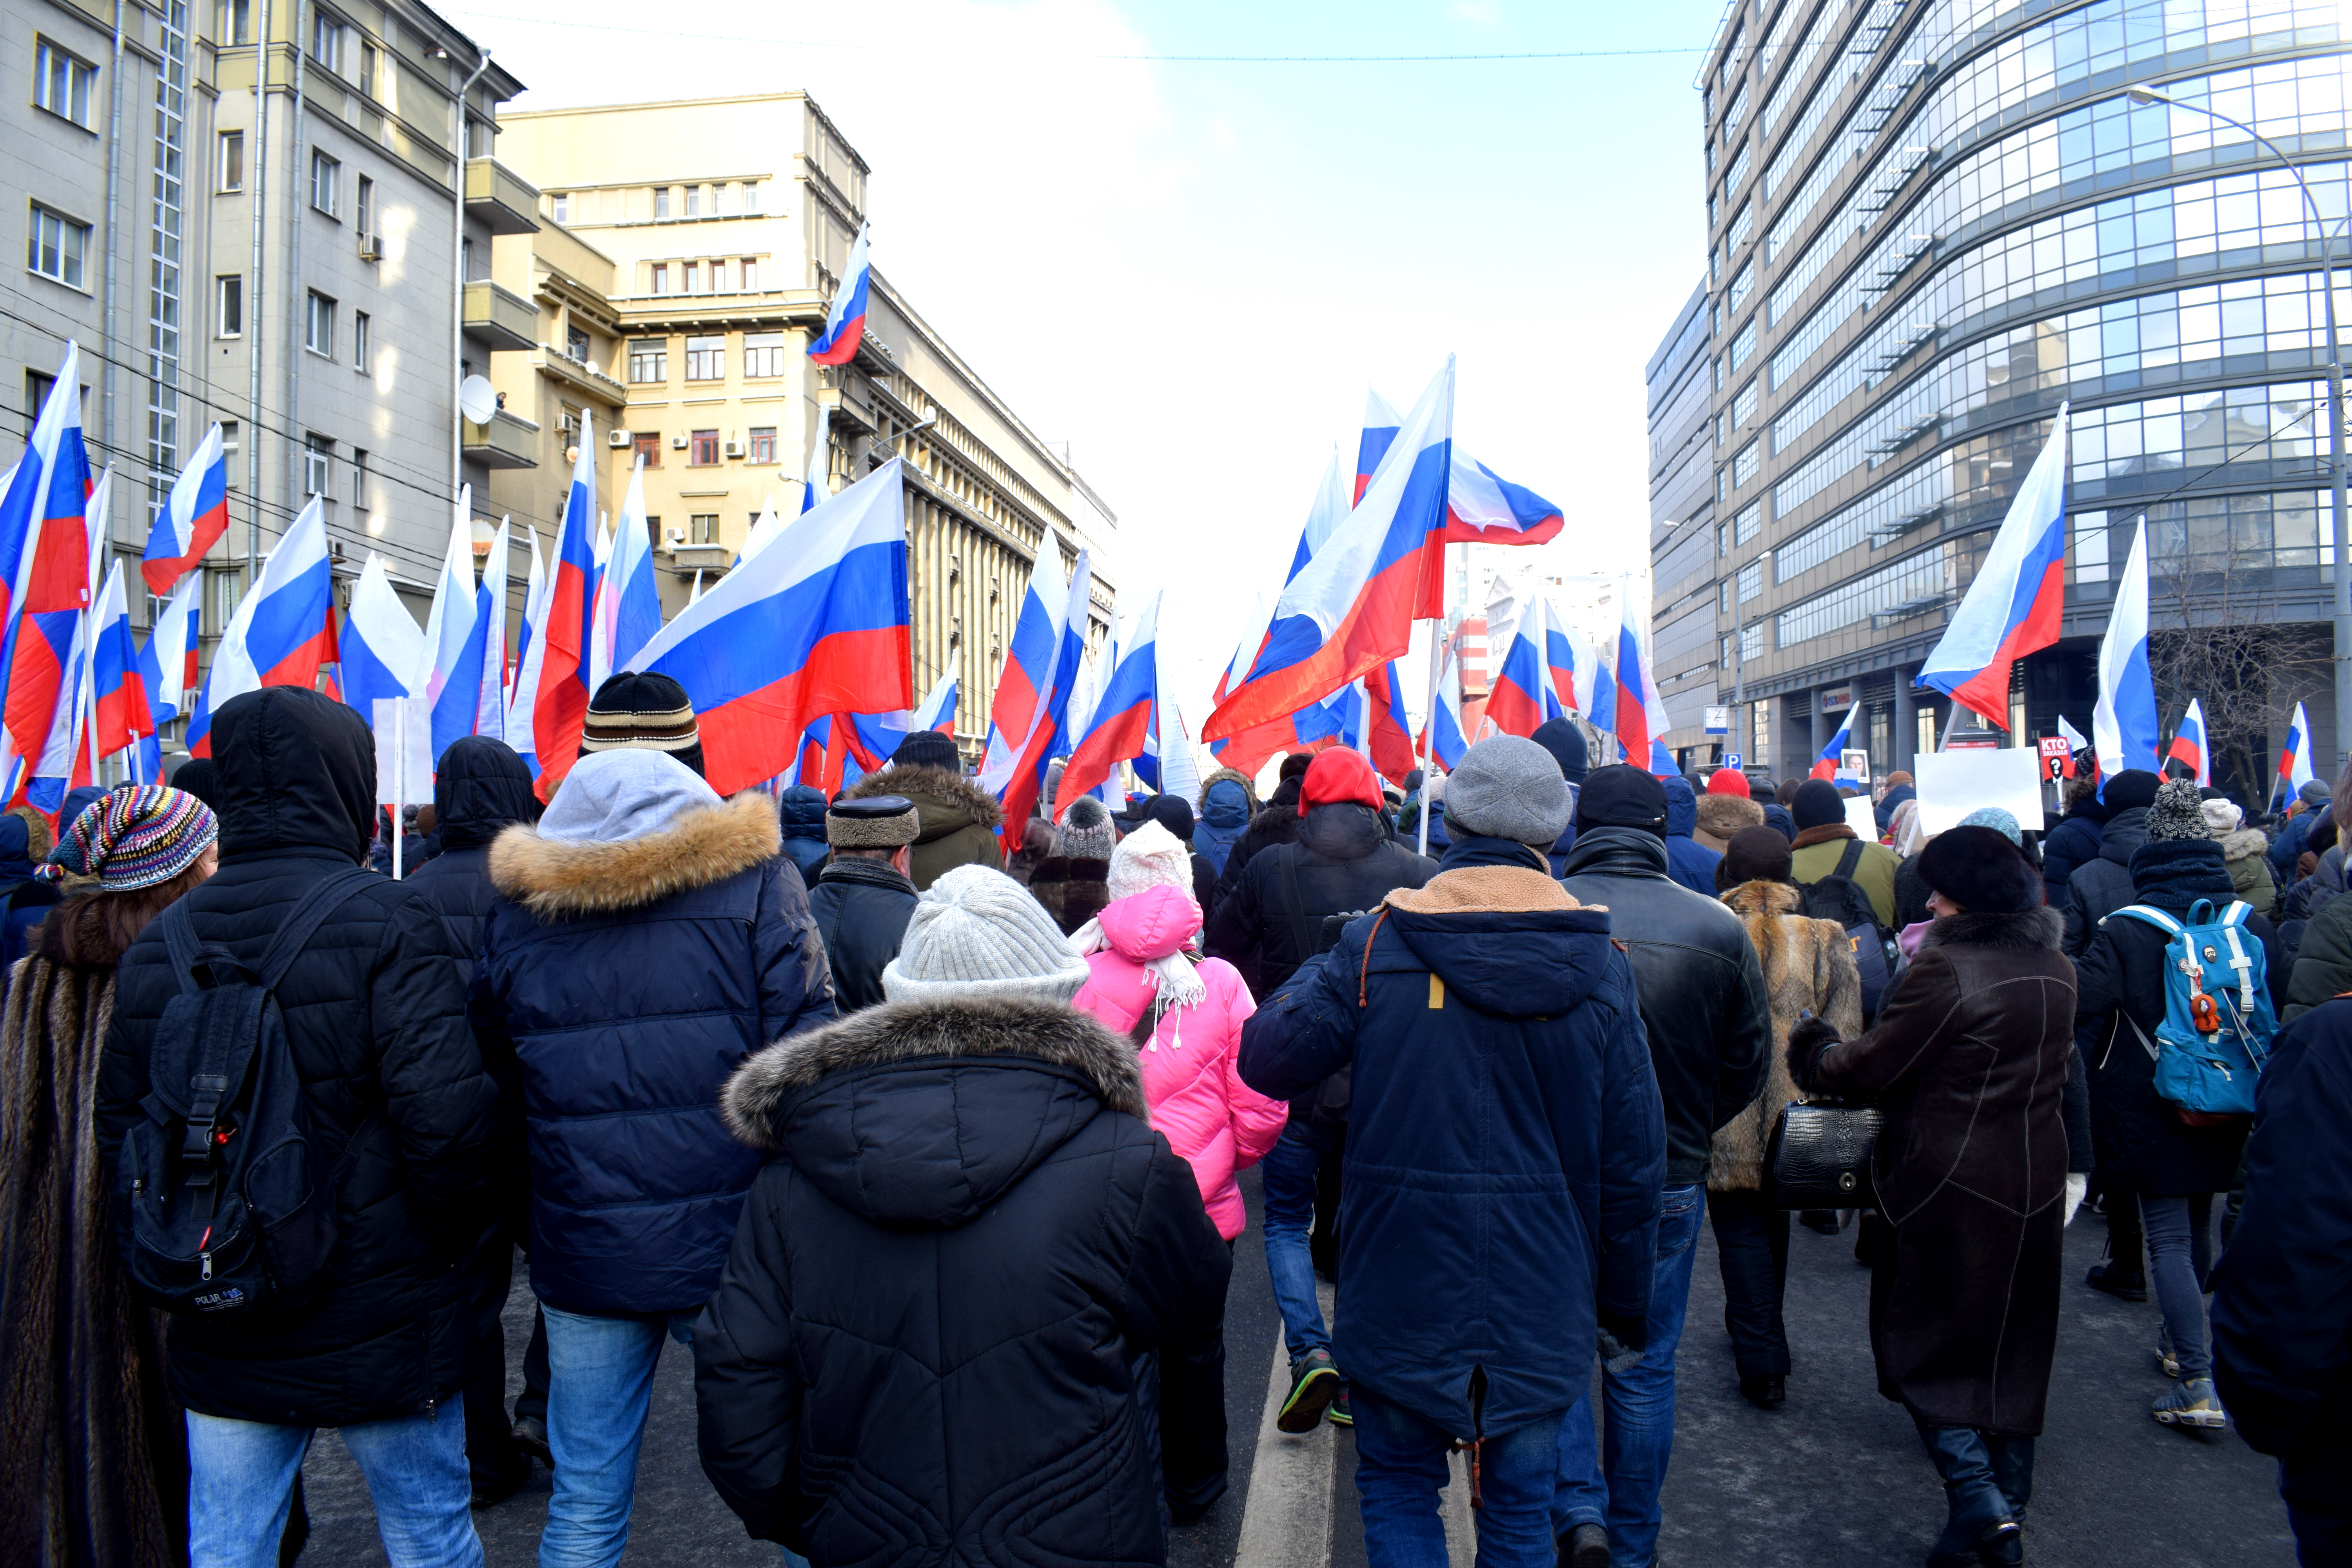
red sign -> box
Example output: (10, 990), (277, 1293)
(2039, 735), (2075, 780)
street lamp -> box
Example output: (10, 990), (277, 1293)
(2127, 81), (2352, 767)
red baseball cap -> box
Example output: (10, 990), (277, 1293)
(1298, 748), (1384, 817)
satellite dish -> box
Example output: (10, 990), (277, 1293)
(458, 375), (498, 425)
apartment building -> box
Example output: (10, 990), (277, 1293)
(497, 93), (1116, 749)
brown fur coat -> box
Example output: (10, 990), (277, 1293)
(1708, 879), (1864, 1191)
(1694, 795), (1765, 855)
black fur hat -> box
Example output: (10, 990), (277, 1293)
(1918, 824), (2043, 915)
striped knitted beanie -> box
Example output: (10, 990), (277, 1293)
(579, 671), (704, 778)
(42, 784), (218, 890)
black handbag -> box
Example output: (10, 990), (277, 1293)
(1766, 1100), (1884, 1210)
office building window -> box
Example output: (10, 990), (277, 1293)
(25, 369), (55, 420)
(681, 260), (699, 293)
(684, 335), (724, 381)
(34, 40), (96, 127)
(743, 180), (762, 212)
(1732, 440), (1759, 488)
(216, 275), (241, 336)
(311, 151), (339, 216)
(216, 0), (248, 44)
(2073, 510), (2110, 583)
(740, 255), (759, 291)
(352, 311), (370, 371)
(684, 184), (701, 218)
(1728, 317), (1757, 372)
(653, 186), (670, 219)
(27, 205), (90, 288)
(649, 262), (668, 294)
(742, 331), (786, 378)
(707, 258), (726, 292)
(1731, 379), (1758, 431)
(358, 41), (376, 97)
(631, 430), (660, 468)
(304, 433), (333, 497)
(352, 449), (370, 512)
(748, 426), (776, 464)
(355, 176), (374, 245)
(689, 513), (719, 543)
(550, 192), (568, 223)
(1728, 257), (1755, 314)
(1722, 634), (1734, 671)
(1719, 579), (1731, 614)
(717, 181), (737, 214)
(1742, 622), (1762, 662)
(213, 566), (244, 632)
(1733, 501), (1759, 546)
(304, 290), (334, 356)
(309, 9), (342, 72)
(218, 131), (243, 191)
(218, 419), (238, 466)
(565, 323), (590, 361)
(627, 338), (667, 382)
(1739, 559), (1764, 602)
(689, 429), (719, 466)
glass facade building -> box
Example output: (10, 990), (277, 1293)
(1657, 0), (2350, 793)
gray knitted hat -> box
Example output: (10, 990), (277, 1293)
(2147, 779), (2211, 843)
(1444, 735), (1573, 848)
(880, 864), (1092, 1004)
(1053, 796), (1116, 860)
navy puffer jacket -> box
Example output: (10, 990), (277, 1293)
(2040, 802), (2105, 913)
(1661, 775), (1721, 897)
(1239, 840), (1666, 1437)
(777, 784), (831, 880)
(479, 753), (834, 1317)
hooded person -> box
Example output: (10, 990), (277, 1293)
(2, 786), (218, 1567)
(2269, 778), (2335, 882)
(1210, 751), (1317, 909)
(0, 808), (62, 980)
(1694, 774), (1766, 857)
(840, 729), (1003, 891)
(775, 784), (833, 882)
(1143, 792), (1220, 913)
(2042, 774), (2109, 911)
(1875, 770), (1917, 835)
(807, 795), (922, 1013)
(1788, 778), (1902, 929)
(1239, 736), (1665, 1568)
(1660, 775), (1724, 897)
(476, 733), (836, 1567)
(97, 688), (501, 1565)
(1069, 820), (1287, 1521)
(2061, 768), (2161, 958)
(2203, 797), (2277, 917)
(693, 865), (1232, 1565)
(1029, 797), (1117, 936)
(1193, 768), (1256, 877)
(1530, 716), (1590, 873)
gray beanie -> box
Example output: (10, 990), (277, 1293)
(2147, 778), (2210, 843)
(880, 864), (1093, 1004)
(1443, 735), (1574, 847)
(1053, 796), (1116, 860)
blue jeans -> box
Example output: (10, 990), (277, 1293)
(1555, 1183), (1704, 1568)
(187, 1406), (479, 1568)
(540, 1304), (695, 1568)
(1352, 1384), (1562, 1568)
(1262, 1117), (1341, 1360)
(2141, 1194), (2216, 1378)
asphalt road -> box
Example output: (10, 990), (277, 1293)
(301, 1179), (2299, 1566)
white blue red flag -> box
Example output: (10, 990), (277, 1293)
(1061, 591), (1163, 806)
(981, 549), (1073, 786)
(142, 422), (231, 595)
(990, 550), (1093, 844)
(186, 497), (336, 756)
(2278, 701), (2316, 805)
(1810, 706), (1857, 781)
(421, 496), (490, 764)
(508, 528), (548, 777)
(627, 458), (911, 794)
(741, 494), (789, 566)
(1353, 390), (1403, 504)
(1920, 404), (2069, 728)
(1612, 584), (1671, 774)
(1349, 660), (1419, 785)
(2166, 698), (2210, 788)
(605, 466), (662, 674)
(1291, 448), (1355, 579)
(1214, 457), (1352, 778)
(1485, 587), (1557, 739)
(808, 224), (871, 367)
(910, 669), (958, 736)
(1439, 450), (1563, 549)
(142, 566), (202, 715)
(340, 552), (426, 730)
(588, 513), (615, 693)
(1, 343), (96, 801)
(2093, 517), (2159, 783)
(533, 424), (600, 791)
(28, 463), (114, 807)
(802, 442), (829, 515)
(475, 521), (512, 744)
(1421, 632), (1470, 773)
(1544, 604), (1591, 717)
(86, 559), (150, 769)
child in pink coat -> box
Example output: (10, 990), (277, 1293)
(1069, 819), (1287, 1521)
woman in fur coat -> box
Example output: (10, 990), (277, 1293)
(0, 786), (220, 1567)
(1709, 828), (1862, 1410)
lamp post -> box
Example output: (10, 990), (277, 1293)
(2127, 82), (2351, 769)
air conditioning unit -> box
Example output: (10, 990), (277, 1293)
(607, 429), (632, 448)
(357, 236), (381, 261)
(664, 527), (687, 546)
(671, 435), (689, 450)
(722, 439), (746, 459)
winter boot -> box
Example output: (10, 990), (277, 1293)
(2085, 1259), (2149, 1301)
(1557, 1523), (1610, 1568)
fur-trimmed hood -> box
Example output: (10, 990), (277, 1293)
(722, 997), (1147, 1228)
(489, 791), (781, 917)
(1694, 794), (1765, 849)
(842, 764), (1002, 842)
(1919, 906), (2063, 953)
(2219, 827), (2271, 864)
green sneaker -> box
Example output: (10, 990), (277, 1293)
(1278, 1350), (1341, 1434)
(1326, 1385), (1352, 1427)
(2153, 1377), (2229, 1431)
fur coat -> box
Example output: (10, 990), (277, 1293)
(841, 765), (1003, 891)
(2220, 827), (2278, 917)
(1693, 795), (1766, 856)
(1708, 880), (1863, 1192)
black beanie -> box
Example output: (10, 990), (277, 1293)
(1918, 825), (2044, 914)
(1792, 778), (1847, 831)
(1144, 792), (1195, 840)
(1531, 717), (1590, 785)
(1716, 823), (1795, 891)
(168, 755), (218, 806)
(2102, 768), (2161, 812)
(1574, 764), (1668, 836)
(892, 729), (961, 773)
(1279, 751), (1315, 782)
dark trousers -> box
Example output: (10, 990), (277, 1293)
(2281, 1428), (2352, 1567)
(461, 1245), (527, 1489)
(1708, 1187), (1791, 1377)
(1159, 1240), (1234, 1517)
(514, 1305), (551, 1423)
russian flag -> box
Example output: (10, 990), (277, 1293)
(993, 551), (1094, 845)
(1485, 593), (1556, 740)
(421, 499), (490, 764)
(2278, 700), (2315, 804)
(808, 223), (871, 367)
(835, 669), (958, 774)
(802, 440), (829, 515)
(911, 669), (957, 735)
(533, 423), (600, 792)
(507, 528), (548, 776)
(0, 343), (95, 802)
(606, 465), (662, 673)
(2092, 516), (2160, 782)
(980, 548), (1070, 786)
(186, 496), (336, 756)
(341, 552), (426, 730)
(1420, 633), (1470, 772)
(1060, 591), (1163, 806)
(1543, 604), (1588, 717)
(87, 559), (149, 762)
(1920, 403), (2070, 728)
(1354, 390), (1402, 505)
(132, 573), (193, 784)
(1351, 660), (1419, 786)
(1809, 706), (1857, 781)
(1612, 588), (1670, 775)
(2166, 697), (2210, 788)
(627, 457), (911, 795)
(142, 421), (231, 596)
(1291, 448), (1356, 579)
(1215, 446), (1352, 777)
(474, 520), (512, 744)
(28, 463), (114, 808)
(1204, 359), (1454, 745)
(1439, 451), (1564, 549)
(588, 513), (615, 693)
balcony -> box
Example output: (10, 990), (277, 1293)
(464, 157), (541, 236)
(463, 279), (537, 352)
(664, 543), (733, 575)
(462, 407), (539, 469)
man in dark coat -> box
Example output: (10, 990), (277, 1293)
(2041, 775), (2107, 911)
(2268, 779), (2333, 882)
(1530, 716), (1589, 872)
(97, 687), (500, 1563)
(841, 731), (1002, 890)
(806, 795), (920, 1011)
(775, 783), (831, 882)
(0, 809), (62, 980)
(694, 864), (1230, 1565)
(2060, 767), (2160, 958)
(404, 734), (543, 1504)
(1874, 770), (1916, 835)
(1556, 766), (1768, 1566)
(1239, 738), (1663, 1568)
(2211, 995), (2352, 1564)
(477, 710), (835, 1565)
(1143, 791), (1219, 912)
(1209, 751), (1316, 909)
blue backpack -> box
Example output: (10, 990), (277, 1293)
(2107, 898), (2278, 1117)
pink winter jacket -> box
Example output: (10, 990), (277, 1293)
(1071, 884), (1289, 1239)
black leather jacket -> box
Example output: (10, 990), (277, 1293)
(1560, 826), (1771, 1185)
(1205, 802), (1436, 999)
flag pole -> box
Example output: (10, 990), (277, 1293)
(1417, 619), (1445, 857)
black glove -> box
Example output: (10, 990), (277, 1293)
(1596, 1308), (1648, 1373)
(1786, 1013), (1843, 1094)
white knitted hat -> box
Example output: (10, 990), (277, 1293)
(1107, 819), (1193, 903)
(881, 864), (1093, 1004)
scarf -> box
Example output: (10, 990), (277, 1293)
(1066, 920), (1208, 1051)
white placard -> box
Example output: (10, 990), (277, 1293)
(1915, 748), (2045, 837)
(1844, 795), (1881, 840)
(373, 697), (432, 808)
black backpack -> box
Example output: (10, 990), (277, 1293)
(1799, 838), (1903, 1020)
(118, 869), (377, 1316)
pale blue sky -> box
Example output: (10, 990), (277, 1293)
(456, 0), (1728, 715)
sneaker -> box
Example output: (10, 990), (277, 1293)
(1326, 1385), (1352, 1427)
(2085, 1261), (2149, 1302)
(2153, 1377), (2229, 1431)
(2156, 1330), (2181, 1379)
(512, 1415), (552, 1469)
(1278, 1350), (1341, 1434)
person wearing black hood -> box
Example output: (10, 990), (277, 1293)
(2042, 773), (2109, 911)
(775, 784), (832, 882)
(405, 735), (544, 1506)
(0, 809), (62, 980)
(1210, 751), (1317, 910)
(1530, 716), (1588, 873)
(2060, 768), (2160, 959)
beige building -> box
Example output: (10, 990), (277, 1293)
(496, 93), (1114, 749)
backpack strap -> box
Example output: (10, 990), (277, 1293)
(2108, 904), (2183, 937)
(1833, 837), (1865, 883)
(159, 900), (205, 996)
(2186, 898), (2218, 927)
(1276, 846), (1316, 967)
(254, 868), (383, 989)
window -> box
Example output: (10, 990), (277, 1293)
(1732, 502), (1759, 546)
(219, 420), (238, 467)
(1731, 379), (1757, 430)
(565, 323), (590, 361)
(716, 181), (735, 215)
(34, 41), (96, 127)
(684, 184), (700, 218)
(743, 180), (761, 212)
(689, 430), (719, 466)
(216, 275), (242, 336)
(25, 368), (55, 419)
(627, 338), (667, 383)
(1742, 623), (1762, 662)
(631, 430), (660, 468)
(311, 151), (339, 216)
(740, 256), (759, 291)
(358, 41), (376, 97)
(1753, 701), (1771, 757)
(355, 176), (374, 245)
(1732, 440), (1759, 488)
(216, 0), (249, 44)
(550, 192), (568, 223)
(26, 205), (90, 289)
(304, 290), (335, 356)
(218, 131), (243, 191)
(1719, 579), (1731, 614)
(1739, 559), (1763, 602)
(684, 335), (724, 381)
(352, 310), (370, 370)
(653, 186), (670, 219)
(649, 262), (668, 294)
(681, 261), (699, 293)
(2073, 510), (2111, 584)
(213, 566), (245, 632)
(304, 433), (334, 497)
(352, 449), (370, 512)
(747, 426), (777, 464)
(309, 10), (342, 73)
(742, 331), (786, 378)
(688, 513), (719, 543)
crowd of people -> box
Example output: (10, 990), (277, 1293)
(0, 677), (2345, 1568)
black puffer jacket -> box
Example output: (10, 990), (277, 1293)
(806, 857), (917, 1012)
(694, 997), (1231, 1563)
(1204, 801), (1436, 998)
(2041, 799), (2107, 911)
(406, 735), (542, 972)
(777, 784), (831, 882)
(97, 688), (499, 1427)
(1210, 777), (1304, 911)
(1560, 825), (1771, 1186)
(2061, 806), (2149, 958)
